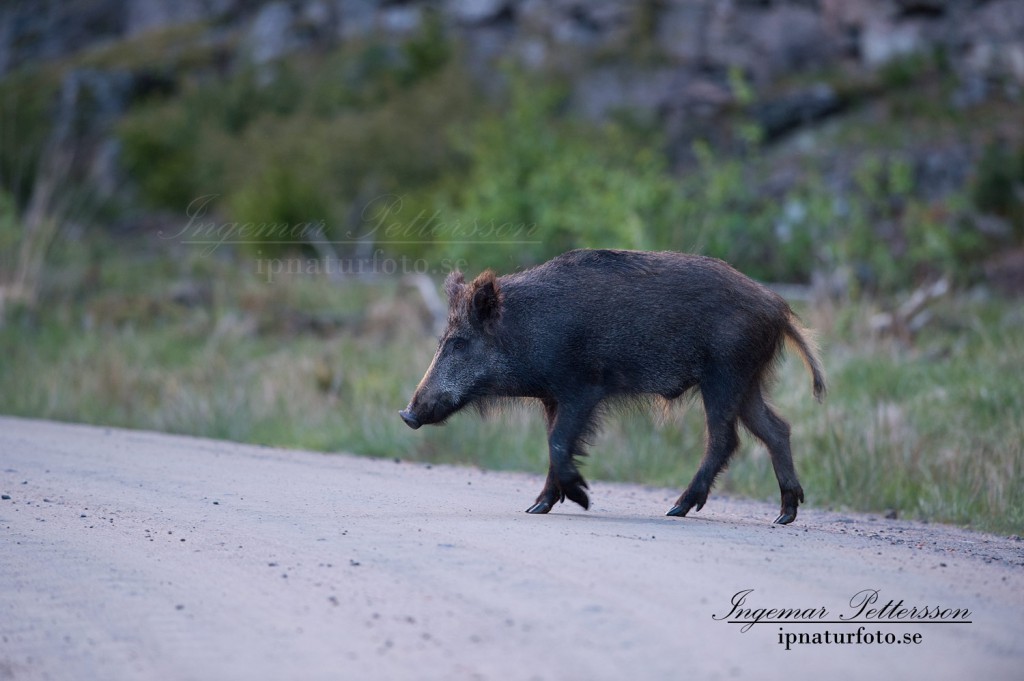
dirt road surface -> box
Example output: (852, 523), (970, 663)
(1, 416), (1022, 680)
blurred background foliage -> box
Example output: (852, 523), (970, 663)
(1, 0), (1022, 533)
(3, 4), (1023, 287)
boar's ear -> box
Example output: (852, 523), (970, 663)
(443, 271), (465, 301)
(469, 270), (502, 331)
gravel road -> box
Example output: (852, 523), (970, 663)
(1, 416), (1021, 680)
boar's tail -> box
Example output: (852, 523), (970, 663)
(783, 314), (827, 402)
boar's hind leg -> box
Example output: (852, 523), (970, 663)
(525, 396), (598, 514)
(740, 389), (804, 525)
(668, 381), (741, 519)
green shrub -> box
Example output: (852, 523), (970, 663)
(0, 190), (19, 257)
(413, 72), (682, 271)
(118, 101), (219, 210)
(973, 139), (1024, 237)
(218, 60), (479, 255)
(0, 68), (58, 209)
(878, 51), (934, 90)
(399, 9), (452, 85)
(228, 164), (332, 256)
(117, 32), (475, 244)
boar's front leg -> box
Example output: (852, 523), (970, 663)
(525, 394), (600, 514)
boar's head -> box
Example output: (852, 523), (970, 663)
(399, 269), (506, 429)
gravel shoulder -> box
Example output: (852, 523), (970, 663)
(1, 416), (1022, 680)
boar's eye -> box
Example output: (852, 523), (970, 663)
(450, 337), (468, 352)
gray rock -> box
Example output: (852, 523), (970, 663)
(379, 4), (423, 35)
(302, 0), (334, 28)
(893, 0), (953, 18)
(748, 6), (833, 78)
(861, 19), (923, 67)
(656, 0), (713, 64)
(0, 0), (124, 75)
(697, 4), (835, 84)
(520, 0), (631, 48)
(125, 0), (219, 38)
(245, 2), (299, 66)
(336, 0), (379, 39)
(752, 84), (843, 142)
(960, 0), (1024, 83)
(514, 37), (547, 69)
(90, 137), (123, 200)
(448, 0), (511, 25)
(571, 66), (677, 121)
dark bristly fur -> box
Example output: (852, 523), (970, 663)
(399, 249), (827, 524)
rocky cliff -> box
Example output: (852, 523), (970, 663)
(4, 1), (1022, 128)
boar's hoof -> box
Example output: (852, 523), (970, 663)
(774, 502), (800, 524)
(774, 511), (797, 525)
(525, 500), (553, 514)
(666, 489), (707, 517)
(774, 488), (803, 524)
(527, 474), (590, 514)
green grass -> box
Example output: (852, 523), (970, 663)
(1, 242), (1021, 535)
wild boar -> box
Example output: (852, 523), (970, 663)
(399, 249), (826, 524)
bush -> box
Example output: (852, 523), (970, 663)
(0, 190), (20, 285)
(119, 100), (220, 210)
(228, 163), (332, 256)
(973, 139), (1024, 238)
(411, 72), (682, 272)
(0, 68), (58, 209)
(218, 60), (479, 255)
(117, 29), (475, 249)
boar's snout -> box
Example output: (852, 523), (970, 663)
(398, 409), (421, 430)
(399, 388), (460, 429)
